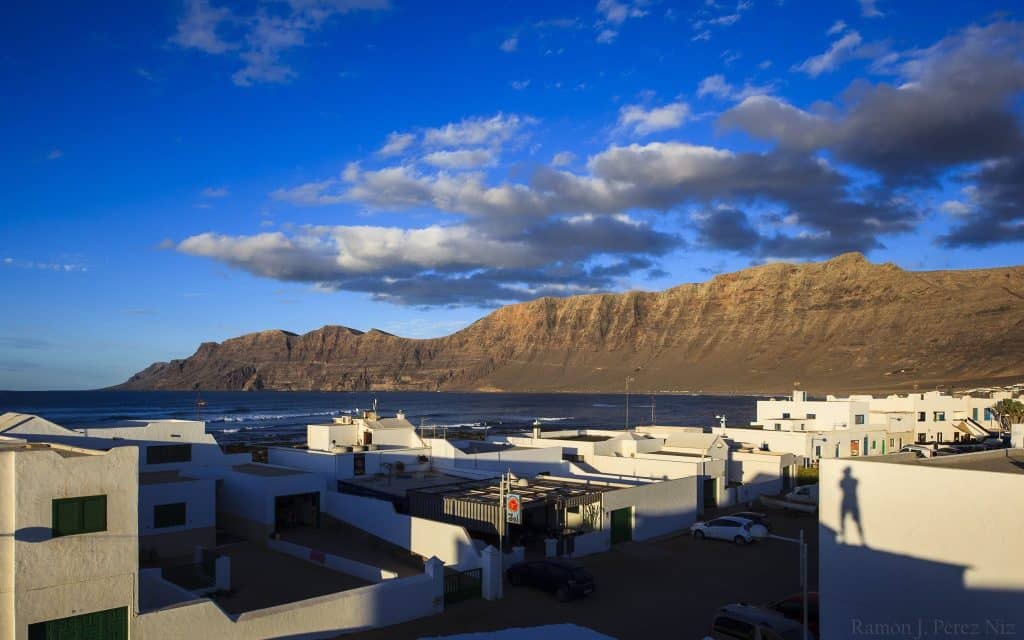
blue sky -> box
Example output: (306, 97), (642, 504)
(2, 0), (1023, 390)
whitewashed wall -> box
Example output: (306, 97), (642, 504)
(267, 538), (398, 582)
(322, 492), (481, 570)
(601, 476), (698, 541)
(819, 456), (1024, 638)
(133, 559), (445, 640)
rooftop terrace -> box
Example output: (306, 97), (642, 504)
(865, 448), (1024, 475)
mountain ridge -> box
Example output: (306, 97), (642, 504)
(116, 253), (1024, 395)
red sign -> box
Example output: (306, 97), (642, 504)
(506, 493), (522, 524)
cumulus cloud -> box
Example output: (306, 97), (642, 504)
(593, 0), (647, 43)
(697, 74), (773, 101)
(722, 21), (1024, 184)
(793, 30), (866, 76)
(826, 20), (847, 36)
(938, 156), (1024, 247)
(377, 131), (416, 157)
(421, 149), (496, 169)
(423, 113), (531, 148)
(170, 0), (389, 86)
(616, 102), (690, 135)
(551, 151), (576, 167)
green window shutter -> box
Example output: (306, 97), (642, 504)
(53, 498), (83, 537)
(52, 495), (106, 537)
(153, 502), (187, 528)
(82, 496), (107, 533)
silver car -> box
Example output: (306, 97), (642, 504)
(690, 516), (767, 544)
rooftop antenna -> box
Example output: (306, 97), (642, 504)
(715, 414), (727, 428)
(373, 397), (378, 412)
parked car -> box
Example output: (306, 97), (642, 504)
(900, 444), (935, 458)
(784, 485), (819, 505)
(732, 511), (771, 530)
(934, 447), (961, 456)
(707, 603), (815, 640)
(505, 559), (594, 601)
(767, 592), (820, 637)
(691, 516), (766, 544)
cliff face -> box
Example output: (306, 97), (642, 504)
(117, 254), (1024, 394)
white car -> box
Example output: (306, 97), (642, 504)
(690, 516), (767, 544)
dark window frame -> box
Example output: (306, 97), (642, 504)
(52, 495), (107, 537)
(146, 444), (192, 465)
(153, 502), (187, 528)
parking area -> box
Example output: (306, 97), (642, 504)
(351, 508), (818, 640)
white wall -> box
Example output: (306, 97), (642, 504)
(267, 538), (398, 582)
(601, 476), (698, 541)
(139, 477), (215, 537)
(819, 456), (1024, 638)
(133, 559), (446, 640)
(428, 438), (568, 477)
(1, 445), (139, 640)
(323, 492), (482, 570)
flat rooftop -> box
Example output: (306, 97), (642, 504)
(550, 434), (613, 442)
(0, 441), (99, 457)
(410, 474), (626, 507)
(864, 449), (1024, 475)
(341, 470), (468, 497)
(454, 441), (534, 454)
(232, 462), (308, 477)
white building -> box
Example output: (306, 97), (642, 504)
(741, 389), (1010, 464)
(819, 450), (1024, 637)
(1, 437), (139, 639)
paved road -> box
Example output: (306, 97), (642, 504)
(351, 509), (819, 639)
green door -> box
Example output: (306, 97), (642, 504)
(28, 607), (127, 640)
(610, 507), (632, 544)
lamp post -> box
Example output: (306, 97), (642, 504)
(625, 367), (641, 431)
(768, 529), (809, 640)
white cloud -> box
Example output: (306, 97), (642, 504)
(423, 113), (531, 148)
(617, 102), (690, 135)
(500, 36), (518, 52)
(691, 30), (711, 42)
(793, 31), (864, 77)
(940, 200), (971, 217)
(46, 149), (63, 160)
(2, 258), (87, 273)
(170, 0), (234, 54)
(596, 28), (618, 44)
(202, 186), (229, 197)
(860, 0), (884, 18)
(170, 0), (389, 86)
(551, 151), (576, 167)
(377, 131), (416, 157)
(421, 149), (496, 169)
(826, 20), (846, 36)
(594, 0), (647, 43)
(510, 79), (530, 90)
(697, 74), (773, 101)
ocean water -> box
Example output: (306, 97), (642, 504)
(0, 390), (759, 445)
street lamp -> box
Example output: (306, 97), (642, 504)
(768, 529), (810, 640)
(625, 367), (641, 430)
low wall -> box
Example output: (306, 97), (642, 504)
(323, 491), (481, 570)
(267, 538), (398, 583)
(133, 560), (445, 640)
(141, 526), (216, 559)
(571, 530), (611, 558)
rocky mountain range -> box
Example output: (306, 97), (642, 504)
(117, 253), (1024, 395)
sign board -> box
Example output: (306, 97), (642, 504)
(505, 493), (522, 524)
(850, 440), (860, 457)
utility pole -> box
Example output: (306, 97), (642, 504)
(498, 471), (505, 599)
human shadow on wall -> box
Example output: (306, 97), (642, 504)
(838, 466), (866, 547)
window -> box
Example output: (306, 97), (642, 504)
(782, 412), (791, 419)
(953, 433), (961, 443)
(917, 433), (926, 444)
(815, 445), (821, 458)
(806, 413), (816, 419)
(146, 444), (191, 465)
(154, 502), (187, 528)
(972, 408), (979, 421)
(52, 495), (106, 537)
(353, 453), (366, 475)
(934, 411), (946, 422)
(984, 408), (993, 421)
(774, 423), (781, 431)
(918, 412), (926, 422)
(855, 414), (866, 425)
(871, 440), (876, 450)
(889, 438), (895, 447)
(800, 423), (805, 431)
